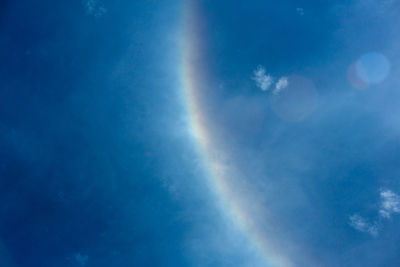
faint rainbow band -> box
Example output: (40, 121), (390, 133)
(179, 2), (293, 266)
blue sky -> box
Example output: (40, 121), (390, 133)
(1, 0), (400, 266)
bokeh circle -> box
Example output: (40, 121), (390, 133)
(355, 52), (390, 85)
(269, 75), (318, 122)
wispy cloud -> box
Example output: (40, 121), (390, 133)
(74, 253), (89, 266)
(379, 189), (400, 218)
(296, 7), (305, 16)
(252, 65), (273, 91)
(84, 0), (107, 17)
(349, 214), (378, 236)
(273, 77), (289, 95)
(349, 188), (400, 236)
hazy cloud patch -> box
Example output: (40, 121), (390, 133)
(296, 7), (305, 16)
(379, 189), (400, 218)
(349, 189), (400, 236)
(74, 253), (89, 266)
(252, 65), (290, 95)
(273, 77), (289, 95)
(252, 66), (273, 91)
(349, 214), (378, 236)
(84, 0), (107, 17)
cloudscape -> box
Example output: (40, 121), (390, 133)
(1, 1), (400, 266)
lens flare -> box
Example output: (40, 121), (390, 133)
(356, 52), (390, 86)
(269, 75), (318, 122)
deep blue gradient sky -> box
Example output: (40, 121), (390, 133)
(1, 1), (400, 266)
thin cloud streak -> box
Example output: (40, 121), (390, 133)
(349, 214), (378, 236)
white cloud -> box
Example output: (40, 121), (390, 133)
(349, 189), (400, 236)
(252, 65), (273, 91)
(379, 189), (400, 218)
(349, 214), (378, 236)
(273, 77), (289, 95)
